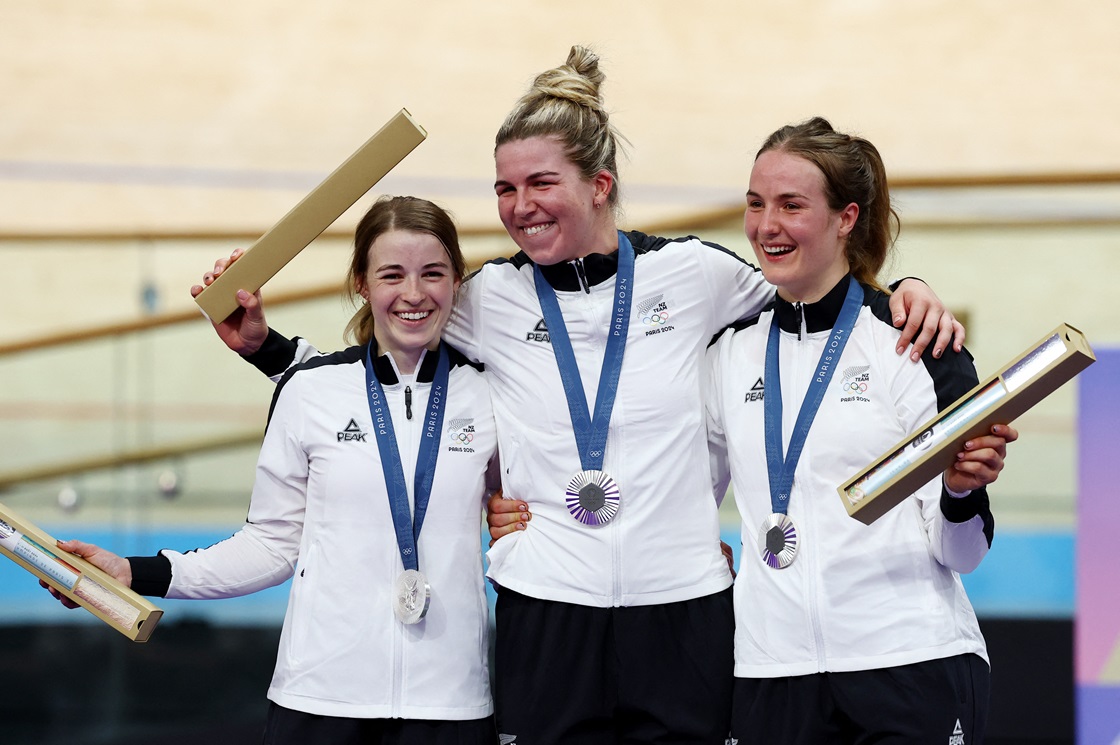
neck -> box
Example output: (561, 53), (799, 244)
(575, 219), (620, 260)
(391, 352), (421, 376)
(776, 264), (850, 305)
(374, 339), (438, 377)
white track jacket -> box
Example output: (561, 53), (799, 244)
(706, 276), (992, 678)
(130, 345), (497, 719)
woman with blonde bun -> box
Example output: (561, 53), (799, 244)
(197, 48), (964, 745)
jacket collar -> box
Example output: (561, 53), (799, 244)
(773, 274), (860, 334)
(536, 249), (621, 291)
(367, 341), (441, 385)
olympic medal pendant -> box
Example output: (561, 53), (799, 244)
(565, 470), (621, 526)
(393, 569), (431, 624)
(757, 513), (799, 569)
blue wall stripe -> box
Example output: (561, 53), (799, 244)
(0, 524), (1073, 626)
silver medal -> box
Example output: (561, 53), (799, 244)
(565, 470), (621, 526)
(393, 569), (431, 624)
(757, 513), (799, 569)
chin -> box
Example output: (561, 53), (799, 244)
(520, 246), (557, 266)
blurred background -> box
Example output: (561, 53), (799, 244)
(2, 2), (1119, 743)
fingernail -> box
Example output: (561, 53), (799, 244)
(520, 513), (529, 521)
(237, 290), (249, 301)
(911, 351), (920, 362)
(964, 441), (972, 449)
(894, 314), (904, 324)
(517, 522), (525, 530)
(933, 348), (942, 358)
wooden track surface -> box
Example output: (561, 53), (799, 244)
(3, 1), (1119, 234)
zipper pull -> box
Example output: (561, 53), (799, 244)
(795, 302), (804, 341)
(405, 386), (412, 420)
(573, 257), (591, 293)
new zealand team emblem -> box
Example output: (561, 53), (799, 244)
(446, 417), (476, 453)
(839, 365), (870, 403)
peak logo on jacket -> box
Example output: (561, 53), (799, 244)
(525, 318), (550, 343)
(745, 377), (765, 403)
(839, 364), (871, 403)
(948, 718), (966, 745)
(446, 417), (476, 453)
(337, 418), (368, 442)
(639, 293), (675, 336)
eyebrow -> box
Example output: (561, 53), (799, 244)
(746, 189), (809, 200)
(494, 170), (562, 189)
(374, 260), (450, 272)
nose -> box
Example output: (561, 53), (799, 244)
(757, 205), (780, 236)
(513, 188), (535, 218)
(401, 276), (424, 303)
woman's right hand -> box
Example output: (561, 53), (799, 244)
(40, 540), (132, 609)
(190, 248), (269, 356)
(486, 492), (531, 547)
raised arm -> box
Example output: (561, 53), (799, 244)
(190, 248), (270, 356)
(192, 248), (319, 379)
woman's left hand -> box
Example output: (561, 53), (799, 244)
(889, 279), (966, 362)
(486, 491), (531, 547)
(720, 540), (736, 579)
(944, 424), (1019, 494)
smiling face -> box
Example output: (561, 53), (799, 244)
(356, 229), (459, 374)
(745, 149), (859, 303)
(494, 135), (616, 266)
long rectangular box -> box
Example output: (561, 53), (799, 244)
(0, 501), (163, 641)
(839, 323), (1095, 524)
(194, 108), (427, 323)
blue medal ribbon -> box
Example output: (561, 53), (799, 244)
(364, 343), (450, 572)
(764, 276), (864, 516)
(532, 231), (635, 472)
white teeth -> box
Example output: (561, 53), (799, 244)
(397, 311), (431, 321)
(523, 223), (553, 236)
(763, 244), (795, 255)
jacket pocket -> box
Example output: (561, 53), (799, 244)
(287, 540), (320, 667)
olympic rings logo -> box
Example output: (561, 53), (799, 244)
(843, 381), (868, 393)
(452, 432), (474, 444)
(643, 312), (670, 326)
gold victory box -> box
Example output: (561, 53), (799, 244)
(839, 324), (1095, 525)
(194, 108), (427, 323)
(0, 502), (163, 642)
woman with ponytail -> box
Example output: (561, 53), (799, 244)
(706, 118), (1014, 744)
(48, 196), (501, 745)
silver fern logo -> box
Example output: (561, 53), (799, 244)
(446, 417), (476, 452)
(840, 364), (871, 402)
(638, 293), (675, 336)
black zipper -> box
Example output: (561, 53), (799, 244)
(405, 386), (412, 420)
(572, 258), (591, 294)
